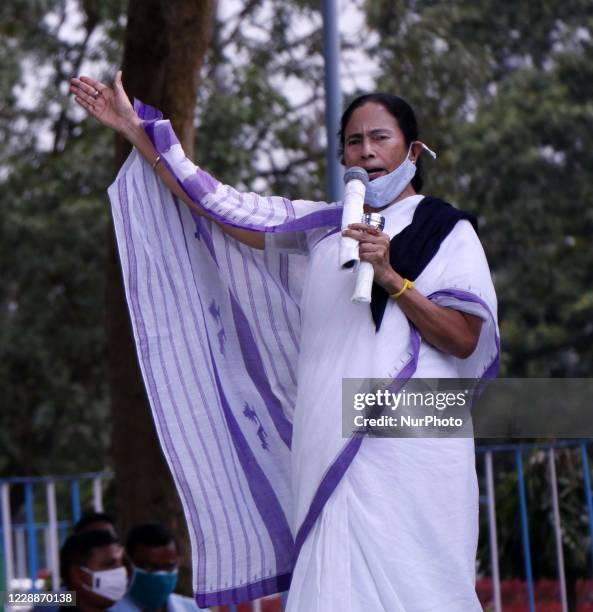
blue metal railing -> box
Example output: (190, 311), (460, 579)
(582, 443), (593, 573)
(0, 472), (111, 591)
(476, 439), (593, 612)
(515, 448), (536, 611)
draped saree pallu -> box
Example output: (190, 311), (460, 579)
(108, 101), (500, 611)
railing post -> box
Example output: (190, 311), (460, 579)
(485, 452), (502, 612)
(70, 480), (81, 526)
(515, 448), (535, 612)
(46, 480), (60, 591)
(1, 482), (14, 590)
(580, 442), (593, 574)
(24, 483), (38, 590)
(548, 448), (568, 612)
(92, 477), (104, 512)
(15, 527), (26, 580)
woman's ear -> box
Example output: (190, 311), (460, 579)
(410, 141), (424, 163)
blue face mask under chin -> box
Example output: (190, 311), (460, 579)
(364, 142), (437, 209)
(128, 565), (178, 609)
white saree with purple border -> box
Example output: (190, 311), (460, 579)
(107, 102), (499, 611)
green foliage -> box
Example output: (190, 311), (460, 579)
(0, 0), (126, 476)
(197, 0), (327, 199)
(0, 128), (115, 476)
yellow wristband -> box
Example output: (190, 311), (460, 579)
(390, 278), (414, 299)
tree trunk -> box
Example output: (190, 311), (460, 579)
(106, 0), (214, 594)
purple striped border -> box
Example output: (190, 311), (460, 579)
(427, 288), (501, 387)
(195, 573), (291, 607)
(135, 99), (342, 235)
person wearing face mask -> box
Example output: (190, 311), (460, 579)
(60, 530), (127, 612)
(69, 76), (498, 611)
(109, 523), (207, 612)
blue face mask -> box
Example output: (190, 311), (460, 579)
(365, 142), (436, 209)
(128, 565), (178, 610)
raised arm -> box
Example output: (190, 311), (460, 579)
(70, 71), (264, 250)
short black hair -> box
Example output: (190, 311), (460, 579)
(125, 522), (177, 558)
(60, 530), (119, 587)
(74, 512), (117, 533)
(338, 92), (424, 192)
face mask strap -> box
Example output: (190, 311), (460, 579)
(412, 141), (437, 160)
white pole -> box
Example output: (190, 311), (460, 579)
(485, 452), (502, 612)
(46, 481), (60, 591)
(548, 449), (568, 612)
(1, 483), (14, 589)
(15, 528), (26, 580)
(92, 478), (103, 512)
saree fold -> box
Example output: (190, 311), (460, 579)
(109, 152), (301, 606)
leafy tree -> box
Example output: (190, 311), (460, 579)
(0, 0), (126, 477)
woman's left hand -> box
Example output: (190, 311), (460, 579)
(342, 223), (395, 288)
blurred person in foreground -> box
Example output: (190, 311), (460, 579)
(60, 530), (127, 612)
(70, 72), (499, 611)
(109, 522), (206, 612)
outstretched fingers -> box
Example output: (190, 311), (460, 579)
(79, 75), (107, 93)
(73, 94), (96, 116)
(70, 78), (98, 103)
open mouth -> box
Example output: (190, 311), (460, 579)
(366, 168), (386, 181)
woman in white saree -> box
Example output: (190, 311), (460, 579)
(70, 75), (498, 611)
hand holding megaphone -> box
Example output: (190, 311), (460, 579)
(350, 212), (386, 303)
(340, 167), (386, 303)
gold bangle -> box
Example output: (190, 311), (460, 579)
(152, 155), (162, 171)
(390, 278), (414, 299)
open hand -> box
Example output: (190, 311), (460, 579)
(69, 71), (139, 135)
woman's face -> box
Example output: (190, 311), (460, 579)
(342, 102), (411, 180)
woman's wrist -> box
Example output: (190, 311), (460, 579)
(379, 268), (404, 294)
(120, 114), (143, 142)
